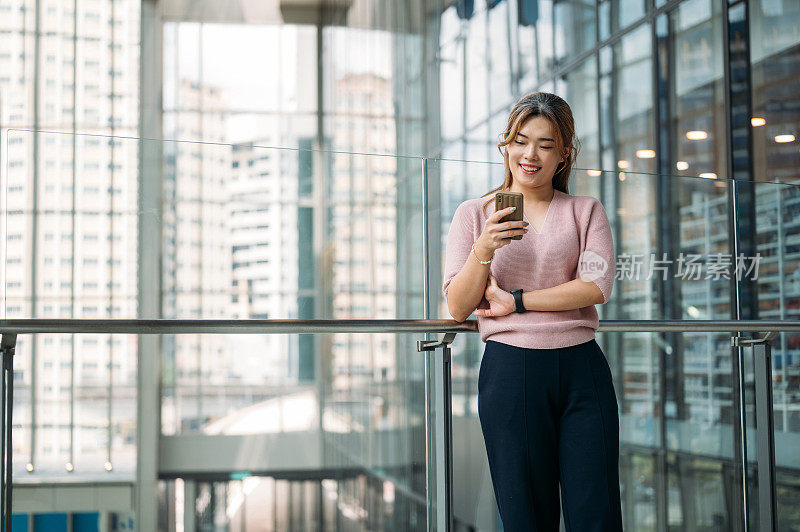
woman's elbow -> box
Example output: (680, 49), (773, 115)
(446, 299), (469, 322)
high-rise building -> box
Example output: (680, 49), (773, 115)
(0, 0), (798, 529)
(0, 0), (140, 482)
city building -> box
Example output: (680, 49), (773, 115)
(0, 0), (798, 529)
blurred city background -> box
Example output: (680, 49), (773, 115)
(0, 0), (799, 529)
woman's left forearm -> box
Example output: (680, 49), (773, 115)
(521, 278), (604, 311)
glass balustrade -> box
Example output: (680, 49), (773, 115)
(1, 129), (798, 529)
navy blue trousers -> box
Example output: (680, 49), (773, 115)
(478, 338), (623, 531)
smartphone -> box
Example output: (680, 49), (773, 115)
(495, 191), (524, 240)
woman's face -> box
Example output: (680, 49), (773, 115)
(506, 115), (563, 189)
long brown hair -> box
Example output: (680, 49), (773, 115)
(481, 92), (579, 214)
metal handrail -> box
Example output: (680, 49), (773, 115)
(1, 318), (796, 532)
(0, 318), (798, 334)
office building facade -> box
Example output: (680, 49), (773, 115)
(0, 0), (798, 529)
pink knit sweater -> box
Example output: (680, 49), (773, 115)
(441, 188), (615, 349)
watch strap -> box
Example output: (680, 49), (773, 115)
(511, 289), (525, 313)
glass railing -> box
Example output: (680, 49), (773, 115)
(1, 129), (799, 530)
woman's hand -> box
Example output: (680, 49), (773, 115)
(473, 206), (528, 261)
(474, 274), (516, 317)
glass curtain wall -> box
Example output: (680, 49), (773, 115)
(0, 0), (140, 484)
(158, 1), (430, 528)
(1, 0), (799, 528)
(430, 0), (800, 529)
(749, 0), (800, 526)
(161, 22), (319, 435)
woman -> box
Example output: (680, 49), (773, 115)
(441, 92), (623, 531)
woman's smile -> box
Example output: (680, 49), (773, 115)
(518, 163), (541, 175)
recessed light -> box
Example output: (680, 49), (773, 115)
(686, 131), (708, 140)
(25, 463), (34, 473)
(775, 134), (796, 143)
(617, 160), (629, 169)
(618, 172), (626, 182)
(66, 462), (74, 472)
(587, 169), (602, 177)
(751, 117), (766, 127)
(636, 149), (656, 159)
(676, 161), (689, 171)
(104, 461), (113, 472)
(699, 172), (717, 179)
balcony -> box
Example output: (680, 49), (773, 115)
(1, 131), (799, 530)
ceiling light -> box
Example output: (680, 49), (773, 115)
(66, 462), (74, 472)
(775, 134), (796, 143)
(699, 172), (717, 179)
(104, 461), (113, 472)
(636, 149), (656, 159)
(617, 160), (629, 169)
(750, 117), (766, 127)
(676, 161), (689, 171)
(686, 130), (708, 140)
(25, 463), (34, 473)
(587, 169), (602, 177)
(618, 172), (626, 182)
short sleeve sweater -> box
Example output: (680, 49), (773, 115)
(441, 188), (615, 349)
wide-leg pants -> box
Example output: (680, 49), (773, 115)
(478, 338), (623, 531)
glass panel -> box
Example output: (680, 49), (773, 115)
(513, 0), (540, 90)
(0, 1), (26, 31)
(750, 180), (800, 528)
(667, 0), (727, 181)
(614, 25), (654, 175)
(749, 0), (800, 516)
(558, 55), (600, 178)
(323, 27), (391, 119)
(434, 156), (744, 527)
(439, 39), (465, 141)
(155, 137), (429, 523)
(510, 0), (554, 91)
(750, 0), (800, 187)
(323, 331), (428, 527)
(488, 1), (513, 110)
(595, 0), (643, 36)
(616, 0), (647, 31)
(465, 9), (488, 129)
(2, 130), (139, 481)
(554, 0), (596, 66)
(39, 35), (75, 130)
(160, 475), (422, 530)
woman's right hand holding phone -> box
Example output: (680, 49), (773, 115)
(473, 206), (529, 262)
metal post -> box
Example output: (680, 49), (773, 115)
(138, 0), (164, 528)
(184, 479), (197, 532)
(734, 332), (778, 531)
(0, 333), (16, 532)
(731, 334), (750, 532)
(418, 332), (456, 532)
(750, 332), (778, 531)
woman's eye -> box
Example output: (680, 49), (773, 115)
(514, 140), (525, 145)
(541, 146), (553, 150)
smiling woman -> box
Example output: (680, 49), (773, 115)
(441, 92), (622, 531)
(507, 117), (562, 197)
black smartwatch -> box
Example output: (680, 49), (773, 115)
(511, 289), (525, 313)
